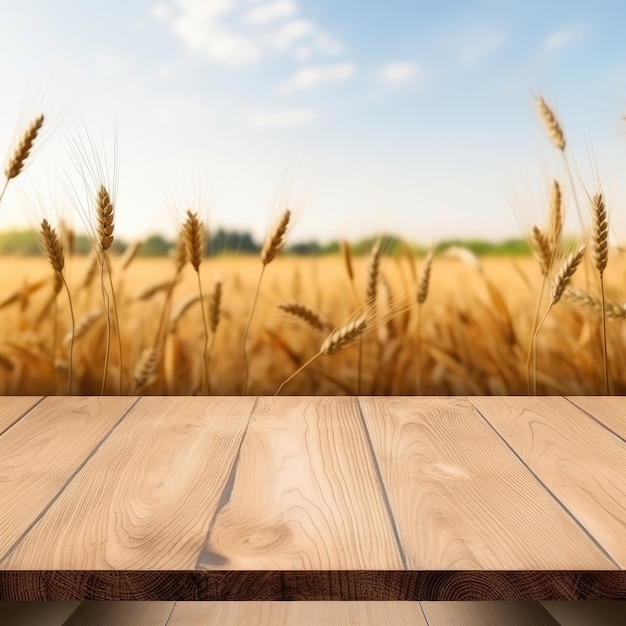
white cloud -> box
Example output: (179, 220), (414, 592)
(170, 0), (261, 67)
(379, 61), (426, 86)
(245, 107), (318, 127)
(151, 2), (171, 22)
(294, 46), (312, 61)
(153, 0), (346, 68)
(267, 19), (315, 50)
(460, 33), (506, 66)
(543, 23), (585, 50)
(314, 32), (344, 56)
(279, 62), (356, 93)
(244, 0), (297, 24)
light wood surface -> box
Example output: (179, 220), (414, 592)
(0, 396), (624, 601)
(566, 396), (626, 440)
(470, 396), (626, 567)
(358, 396), (615, 569)
(0, 396), (42, 434)
(2, 397), (255, 569)
(203, 397), (402, 571)
(0, 397), (138, 562)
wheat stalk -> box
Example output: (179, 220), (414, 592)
(182, 210), (209, 394)
(243, 209), (292, 394)
(275, 314), (368, 395)
(591, 193), (609, 393)
(416, 249), (434, 392)
(94, 184), (122, 394)
(39, 219), (74, 394)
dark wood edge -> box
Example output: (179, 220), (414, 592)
(1, 571), (624, 601)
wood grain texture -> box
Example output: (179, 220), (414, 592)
(1, 570), (624, 601)
(169, 601), (428, 625)
(421, 601), (560, 625)
(200, 397), (403, 571)
(358, 396), (615, 569)
(2, 397), (256, 569)
(0, 397), (137, 561)
(566, 397), (626, 440)
(470, 396), (626, 567)
(62, 601), (174, 625)
(0, 396), (42, 434)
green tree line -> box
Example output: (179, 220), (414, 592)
(0, 228), (533, 258)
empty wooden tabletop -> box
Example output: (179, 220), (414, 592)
(0, 396), (624, 601)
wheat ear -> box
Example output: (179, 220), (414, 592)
(1, 115), (45, 206)
(535, 97), (565, 151)
(183, 210), (210, 394)
(131, 347), (159, 394)
(206, 279), (222, 393)
(275, 314), (368, 395)
(39, 219), (74, 394)
(95, 184), (122, 394)
(279, 302), (325, 331)
(416, 250), (434, 393)
(243, 209), (291, 394)
(591, 193), (609, 394)
(358, 239), (381, 393)
(532, 245), (586, 395)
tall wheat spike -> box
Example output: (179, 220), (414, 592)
(359, 239), (381, 393)
(95, 184), (122, 394)
(242, 209), (291, 394)
(275, 314), (368, 395)
(535, 98), (565, 151)
(183, 210), (210, 394)
(39, 219), (74, 394)
(1, 115), (45, 206)
(591, 193), (609, 393)
(530, 244), (586, 395)
(416, 249), (434, 392)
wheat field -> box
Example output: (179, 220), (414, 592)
(1, 98), (625, 396)
(1, 250), (625, 396)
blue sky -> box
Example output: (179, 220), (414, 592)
(1, 0), (626, 245)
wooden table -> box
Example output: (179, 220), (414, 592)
(0, 396), (624, 601)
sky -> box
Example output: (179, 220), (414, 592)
(1, 0), (626, 246)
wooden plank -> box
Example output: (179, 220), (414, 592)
(169, 602), (428, 625)
(358, 397), (615, 570)
(2, 569), (624, 601)
(2, 397), (256, 570)
(566, 397), (626, 440)
(199, 397), (403, 572)
(0, 397), (137, 561)
(0, 397), (42, 434)
(62, 601), (174, 625)
(470, 396), (626, 567)
(422, 601), (560, 625)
